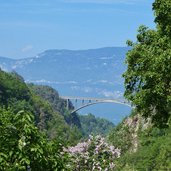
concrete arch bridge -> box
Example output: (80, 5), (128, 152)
(60, 96), (131, 114)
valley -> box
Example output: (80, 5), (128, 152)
(1, 0), (171, 170)
(0, 47), (131, 123)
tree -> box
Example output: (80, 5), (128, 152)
(153, 0), (171, 38)
(123, 0), (171, 127)
(0, 108), (67, 170)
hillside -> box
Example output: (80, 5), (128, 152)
(0, 70), (83, 144)
(28, 83), (115, 136)
(79, 113), (114, 137)
(108, 111), (171, 170)
(0, 69), (115, 141)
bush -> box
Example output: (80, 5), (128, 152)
(0, 108), (67, 170)
(65, 135), (121, 171)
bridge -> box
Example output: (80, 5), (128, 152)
(60, 96), (131, 114)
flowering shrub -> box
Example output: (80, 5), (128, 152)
(65, 135), (121, 170)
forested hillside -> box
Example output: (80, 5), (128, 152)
(0, 70), (70, 170)
(28, 84), (114, 138)
(0, 70), (83, 143)
(109, 111), (171, 170)
(0, 69), (117, 170)
(79, 113), (114, 137)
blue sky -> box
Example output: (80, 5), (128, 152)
(0, 0), (154, 59)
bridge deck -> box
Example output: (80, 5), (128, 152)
(61, 96), (125, 102)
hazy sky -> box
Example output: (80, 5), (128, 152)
(0, 0), (154, 59)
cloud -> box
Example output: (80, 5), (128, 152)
(95, 80), (115, 85)
(25, 79), (78, 85)
(71, 86), (93, 93)
(21, 45), (33, 53)
(97, 89), (124, 99)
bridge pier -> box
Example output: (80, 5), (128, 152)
(66, 99), (69, 110)
(75, 99), (77, 108)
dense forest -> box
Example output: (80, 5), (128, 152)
(0, 0), (171, 170)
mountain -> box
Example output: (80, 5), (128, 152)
(0, 47), (131, 123)
(0, 56), (16, 71)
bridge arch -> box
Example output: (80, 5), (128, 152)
(60, 96), (132, 114)
(70, 100), (131, 114)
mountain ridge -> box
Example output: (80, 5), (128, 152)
(0, 46), (130, 60)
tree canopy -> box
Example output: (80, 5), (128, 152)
(123, 0), (171, 127)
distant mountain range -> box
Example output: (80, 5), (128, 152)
(0, 47), (129, 97)
(0, 47), (131, 123)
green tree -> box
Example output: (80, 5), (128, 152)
(123, 0), (171, 127)
(0, 70), (31, 106)
(153, 0), (171, 38)
(0, 108), (67, 170)
(79, 113), (114, 137)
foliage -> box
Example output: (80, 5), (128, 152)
(0, 108), (67, 171)
(116, 1), (171, 168)
(0, 69), (117, 148)
(64, 111), (81, 128)
(28, 84), (83, 144)
(153, 0), (171, 37)
(47, 113), (83, 146)
(28, 84), (115, 142)
(108, 109), (144, 154)
(28, 84), (74, 114)
(108, 119), (132, 153)
(115, 126), (171, 170)
(0, 70), (83, 148)
(80, 113), (114, 137)
(28, 84), (81, 128)
(0, 70), (31, 106)
(65, 135), (121, 171)
(108, 111), (171, 170)
(123, 0), (171, 127)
